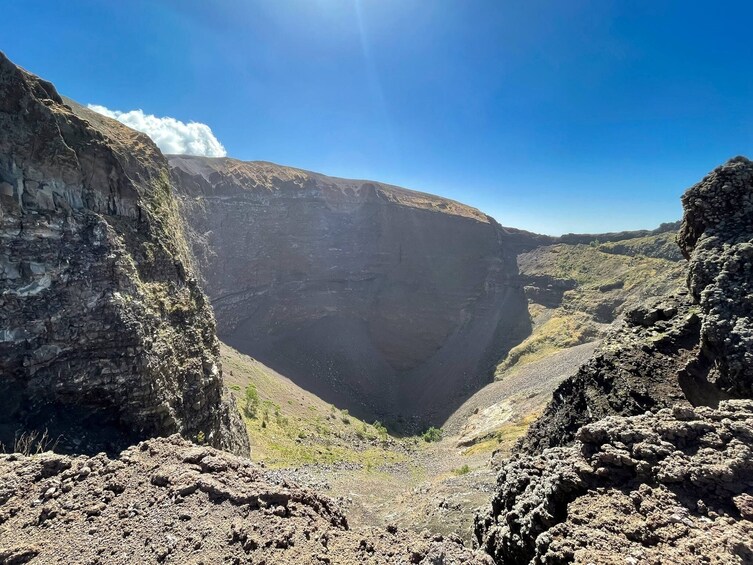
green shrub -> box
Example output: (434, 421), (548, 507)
(244, 383), (259, 418)
(372, 421), (388, 439)
(453, 464), (471, 476)
(422, 426), (443, 443)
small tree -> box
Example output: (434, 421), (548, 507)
(244, 383), (259, 418)
(422, 426), (443, 443)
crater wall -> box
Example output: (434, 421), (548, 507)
(171, 155), (531, 428)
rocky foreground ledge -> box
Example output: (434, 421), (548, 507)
(475, 400), (753, 564)
(0, 435), (490, 565)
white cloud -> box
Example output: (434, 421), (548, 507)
(87, 104), (227, 157)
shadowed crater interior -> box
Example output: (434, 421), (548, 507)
(171, 155), (532, 431)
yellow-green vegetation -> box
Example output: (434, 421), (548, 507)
(221, 343), (407, 469)
(598, 232), (681, 261)
(463, 412), (541, 456)
(496, 238), (685, 378)
(421, 426), (443, 442)
(496, 312), (596, 375)
(452, 464), (471, 476)
(244, 383), (259, 418)
(143, 170), (196, 271)
(521, 242), (684, 293)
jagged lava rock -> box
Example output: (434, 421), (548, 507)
(169, 155), (531, 428)
(476, 401), (753, 564)
(0, 435), (491, 564)
(477, 158), (753, 564)
(517, 294), (700, 454)
(0, 52), (247, 455)
(679, 156), (753, 398)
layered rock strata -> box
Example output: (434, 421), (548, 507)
(0, 53), (247, 455)
(170, 155), (531, 428)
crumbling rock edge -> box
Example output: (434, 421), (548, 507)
(0, 51), (248, 455)
(0, 435), (490, 564)
(476, 401), (753, 564)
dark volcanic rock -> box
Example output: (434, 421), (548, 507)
(476, 158), (753, 564)
(0, 435), (491, 564)
(0, 53), (247, 455)
(679, 156), (753, 398)
(518, 294), (700, 455)
(476, 401), (753, 564)
(520, 275), (578, 308)
(169, 155), (531, 428)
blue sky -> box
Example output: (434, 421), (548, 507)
(4, 1), (753, 234)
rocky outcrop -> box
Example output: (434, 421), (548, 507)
(520, 275), (578, 308)
(513, 159), (753, 455)
(679, 156), (753, 398)
(0, 53), (247, 455)
(170, 155), (531, 429)
(518, 294), (700, 454)
(476, 158), (753, 564)
(475, 401), (753, 564)
(0, 435), (491, 564)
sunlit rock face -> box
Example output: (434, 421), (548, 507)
(0, 52), (248, 455)
(171, 155), (531, 429)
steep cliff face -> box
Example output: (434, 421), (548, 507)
(476, 157), (753, 563)
(0, 53), (248, 455)
(170, 155), (530, 428)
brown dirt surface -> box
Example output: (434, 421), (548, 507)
(0, 435), (491, 565)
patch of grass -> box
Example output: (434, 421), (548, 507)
(496, 312), (595, 377)
(453, 464), (471, 476)
(371, 421), (388, 440)
(598, 232), (681, 261)
(463, 412), (541, 456)
(244, 383), (259, 418)
(221, 343), (407, 468)
(522, 243), (683, 294)
(502, 239), (685, 380)
(1, 429), (60, 455)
